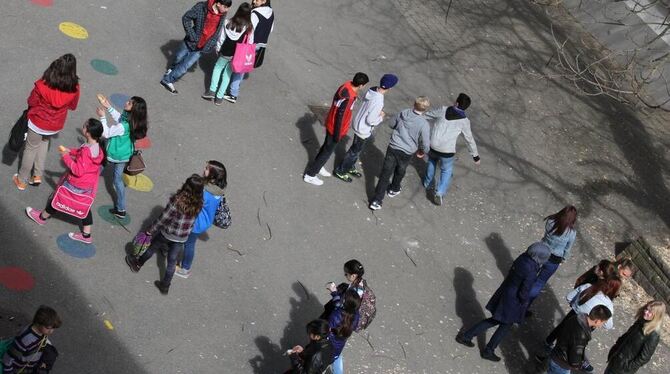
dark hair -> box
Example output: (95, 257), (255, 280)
(206, 160), (228, 189)
(616, 258), (635, 272)
(456, 93), (471, 110)
(579, 277), (621, 305)
(306, 319), (330, 339)
(127, 96), (148, 142)
(589, 305), (612, 321)
(42, 53), (79, 93)
(332, 290), (362, 339)
(85, 118), (104, 141)
(228, 2), (252, 33)
(545, 205), (577, 236)
(352, 72), (369, 87)
(173, 174), (205, 217)
(344, 259), (365, 286)
(216, 0), (233, 6)
(33, 306), (62, 329)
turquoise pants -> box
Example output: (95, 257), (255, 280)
(209, 56), (233, 99)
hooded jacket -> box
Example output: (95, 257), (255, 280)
(192, 184), (225, 234)
(351, 88), (384, 139)
(251, 5), (274, 46)
(425, 106), (478, 158)
(182, 1), (226, 52)
(216, 20), (252, 57)
(388, 109), (430, 155)
(62, 143), (104, 198)
(27, 79), (80, 133)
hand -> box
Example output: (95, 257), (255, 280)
(96, 107), (105, 117)
(292, 345), (303, 353)
(96, 94), (110, 109)
(58, 145), (70, 154)
(327, 282), (337, 293)
(380, 110), (386, 119)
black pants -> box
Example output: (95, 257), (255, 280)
(45, 198), (93, 226)
(137, 232), (183, 287)
(372, 146), (412, 203)
(305, 133), (339, 177)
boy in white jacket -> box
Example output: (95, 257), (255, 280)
(334, 74), (398, 182)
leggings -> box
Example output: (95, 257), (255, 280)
(45, 198), (93, 226)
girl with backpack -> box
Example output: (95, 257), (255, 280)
(285, 319), (334, 374)
(202, 2), (253, 105)
(322, 260), (376, 332)
(125, 174), (204, 295)
(14, 54), (80, 191)
(96, 95), (148, 219)
(175, 160), (229, 279)
(327, 289), (361, 374)
(25, 118), (105, 244)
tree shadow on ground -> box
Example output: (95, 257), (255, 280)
(454, 267), (487, 351)
(248, 281), (324, 374)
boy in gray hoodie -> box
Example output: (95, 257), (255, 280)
(334, 74), (398, 182)
(369, 97), (431, 210)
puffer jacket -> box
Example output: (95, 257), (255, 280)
(606, 320), (660, 374)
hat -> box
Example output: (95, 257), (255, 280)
(379, 74), (398, 89)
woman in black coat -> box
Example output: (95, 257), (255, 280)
(456, 241), (551, 362)
(605, 300), (665, 374)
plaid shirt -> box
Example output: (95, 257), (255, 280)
(148, 199), (195, 242)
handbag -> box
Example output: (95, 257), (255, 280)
(8, 110), (28, 152)
(231, 33), (256, 74)
(254, 46), (266, 68)
(51, 184), (94, 219)
(131, 231), (152, 257)
(213, 196), (232, 229)
(124, 151), (145, 176)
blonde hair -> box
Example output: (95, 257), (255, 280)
(414, 96), (430, 112)
(636, 300), (666, 335)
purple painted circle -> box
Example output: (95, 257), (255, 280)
(56, 234), (96, 259)
(109, 93), (130, 109)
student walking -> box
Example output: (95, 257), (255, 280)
(2, 305), (61, 374)
(125, 175), (204, 294)
(333, 74), (398, 182)
(224, 0), (275, 103)
(13, 54), (80, 191)
(368, 97), (431, 210)
(25, 118), (105, 244)
(285, 319), (334, 374)
(326, 289), (361, 374)
(422, 93), (480, 205)
(176, 161), (228, 279)
(456, 242), (551, 362)
(202, 2), (253, 105)
(97, 95), (148, 218)
(303, 73), (369, 186)
(605, 300), (665, 374)
(160, 0), (231, 94)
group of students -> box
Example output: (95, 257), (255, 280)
(303, 73), (481, 210)
(452, 205), (664, 374)
(160, 0), (275, 105)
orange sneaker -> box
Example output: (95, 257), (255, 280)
(12, 174), (27, 191)
(28, 175), (42, 186)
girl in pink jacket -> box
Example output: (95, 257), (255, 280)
(25, 118), (105, 244)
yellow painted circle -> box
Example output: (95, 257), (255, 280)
(123, 173), (154, 192)
(59, 22), (89, 40)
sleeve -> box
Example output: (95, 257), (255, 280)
(68, 87), (80, 111)
(420, 122), (431, 153)
(216, 21), (228, 52)
(567, 339), (587, 369)
(563, 230), (576, 259)
(107, 106), (122, 123)
(566, 284), (589, 305)
(423, 108), (443, 120)
(251, 12), (259, 29)
(27, 86), (40, 108)
(624, 333), (660, 371)
(147, 202), (174, 236)
(461, 119), (480, 159)
(305, 353), (325, 374)
(247, 26), (254, 44)
(100, 109), (126, 139)
(61, 147), (90, 177)
(389, 113), (400, 129)
(365, 99), (384, 128)
(289, 352), (304, 373)
(332, 88), (351, 141)
(516, 266), (535, 304)
(182, 4), (199, 42)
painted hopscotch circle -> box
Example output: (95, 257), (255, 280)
(59, 22), (89, 40)
(109, 93), (130, 110)
(0, 267), (35, 291)
(91, 59), (119, 76)
(98, 205), (131, 226)
(56, 234), (96, 259)
(123, 173), (154, 192)
(31, 0), (54, 7)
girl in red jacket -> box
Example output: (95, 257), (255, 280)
(25, 118), (105, 244)
(14, 53), (80, 191)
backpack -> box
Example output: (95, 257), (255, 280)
(213, 196), (232, 229)
(355, 279), (377, 332)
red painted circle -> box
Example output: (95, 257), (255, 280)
(0, 267), (35, 291)
(30, 0), (54, 7)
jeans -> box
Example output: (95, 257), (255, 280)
(137, 232), (184, 286)
(336, 134), (369, 174)
(547, 358), (571, 374)
(461, 317), (512, 352)
(372, 147), (412, 203)
(111, 161), (127, 211)
(181, 232), (199, 270)
(210, 56), (233, 99)
(332, 355), (343, 374)
(18, 129), (51, 182)
(228, 45), (262, 96)
(163, 42), (201, 83)
(305, 133), (339, 177)
(528, 261), (561, 306)
(423, 155), (455, 197)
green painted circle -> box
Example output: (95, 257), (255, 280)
(98, 205), (131, 225)
(91, 59), (119, 76)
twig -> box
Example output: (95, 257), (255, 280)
(266, 223), (272, 240)
(297, 281), (310, 300)
(226, 244), (243, 256)
(262, 191), (268, 207)
(398, 341), (407, 359)
(404, 249), (418, 267)
(445, 0), (453, 25)
(257, 207), (262, 226)
(363, 332), (375, 351)
(113, 216), (131, 233)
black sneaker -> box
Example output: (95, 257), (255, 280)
(214, 97), (224, 106)
(369, 200), (382, 210)
(125, 255), (140, 273)
(201, 90), (215, 100)
(334, 170), (353, 183)
(455, 334), (475, 348)
(160, 80), (178, 95)
(109, 208), (126, 219)
(432, 192), (443, 206)
(480, 350), (501, 362)
(154, 280), (169, 295)
(347, 169), (362, 178)
(223, 94), (237, 103)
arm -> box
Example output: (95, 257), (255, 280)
(99, 108), (125, 139)
(68, 87), (80, 111)
(216, 21), (229, 52)
(562, 230), (576, 259)
(27, 85), (40, 108)
(423, 107), (444, 120)
(567, 339), (587, 369)
(461, 119), (480, 161)
(516, 266), (535, 305)
(331, 89), (351, 141)
(623, 333), (660, 371)
(365, 99), (384, 128)
(147, 202), (175, 236)
(61, 148), (90, 177)
(181, 4), (199, 42)
(420, 122), (431, 154)
(566, 284), (588, 304)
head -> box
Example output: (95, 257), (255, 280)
(455, 93), (471, 110)
(125, 96), (148, 141)
(587, 305), (612, 329)
(32, 306), (62, 336)
(306, 319), (330, 341)
(213, 0), (232, 14)
(616, 258), (635, 280)
(637, 300), (666, 335)
(413, 96), (430, 113)
(595, 259), (616, 280)
(42, 53), (79, 93)
(173, 174), (205, 217)
(344, 259), (365, 285)
(204, 160), (227, 190)
(545, 205), (578, 236)
(580, 277), (622, 305)
(252, 0), (269, 8)
(228, 2), (252, 32)
(526, 241), (551, 265)
(352, 72), (370, 92)
(83, 118), (104, 142)
(379, 74), (398, 92)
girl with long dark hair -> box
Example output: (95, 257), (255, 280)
(14, 54), (80, 190)
(327, 290), (361, 374)
(286, 319), (333, 374)
(97, 95), (148, 218)
(125, 174), (204, 294)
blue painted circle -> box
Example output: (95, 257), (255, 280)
(56, 234), (96, 259)
(109, 93), (130, 110)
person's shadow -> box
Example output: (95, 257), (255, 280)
(248, 282), (325, 374)
(359, 135), (386, 200)
(295, 112), (321, 174)
(453, 267), (487, 351)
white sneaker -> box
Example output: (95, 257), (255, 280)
(318, 167), (331, 177)
(303, 174), (324, 186)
